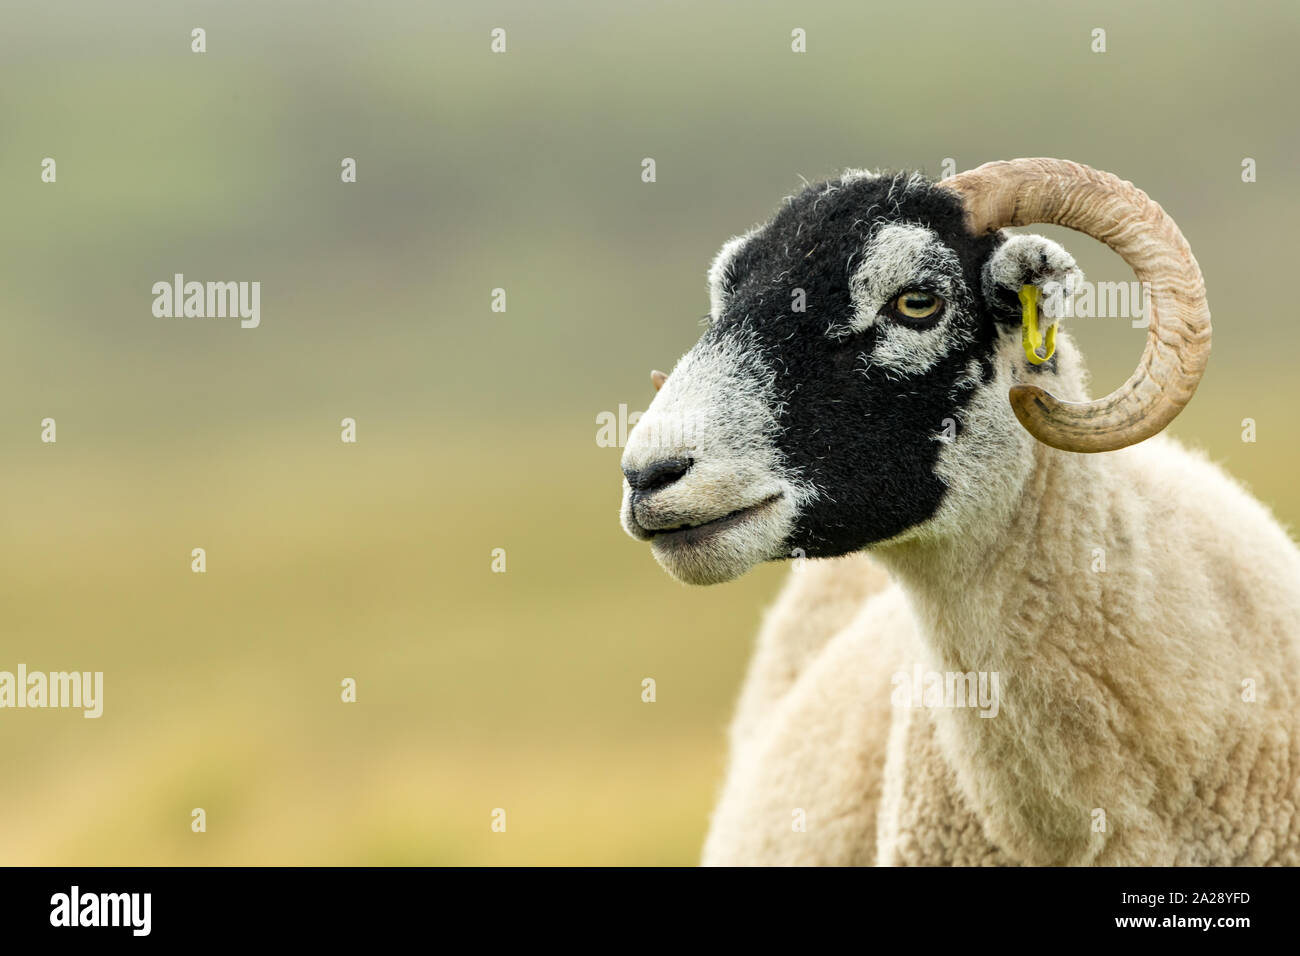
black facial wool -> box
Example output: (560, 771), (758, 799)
(706, 171), (1027, 556)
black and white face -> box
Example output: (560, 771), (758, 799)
(620, 170), (1083, 585)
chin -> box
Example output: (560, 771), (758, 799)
(649, 539), (759, 586)
(636, 495), (795, 586)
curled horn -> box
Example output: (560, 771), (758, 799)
(651, 370), (667, 392)
(943, 158), (1211, 453)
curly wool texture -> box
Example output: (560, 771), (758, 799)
(702, 333), (1300, 866)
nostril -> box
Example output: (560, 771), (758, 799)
(624, 456), (692, 494)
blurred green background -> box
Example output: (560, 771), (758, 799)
(2, 0), (1297, 864)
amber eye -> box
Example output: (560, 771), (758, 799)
(892, 291), (943, 322)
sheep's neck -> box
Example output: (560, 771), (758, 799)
(878, 439), (1103, 635)
(872, 443), (1135, 863)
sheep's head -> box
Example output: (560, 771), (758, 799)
(620, 159), (1210, 585)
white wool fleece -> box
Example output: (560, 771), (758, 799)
(702, 331), (1300, 866)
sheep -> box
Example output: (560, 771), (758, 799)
(619, 158), (1300, 866)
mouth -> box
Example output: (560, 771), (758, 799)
(646, 494), (784, 548)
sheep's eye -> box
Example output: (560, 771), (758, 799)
(888, 291), (944, 325)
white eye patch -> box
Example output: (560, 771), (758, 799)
(835, 223), (972, 376)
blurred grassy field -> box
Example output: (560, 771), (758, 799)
(0, 428), (788, 864)
(2, 0), (1299, 864)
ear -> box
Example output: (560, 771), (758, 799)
(981, 234), (1084, 330)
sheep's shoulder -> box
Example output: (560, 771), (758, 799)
(702, 578), (912, 865)
(726, 553), (891, 751)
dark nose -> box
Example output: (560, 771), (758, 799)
(624, 456), (691, 494)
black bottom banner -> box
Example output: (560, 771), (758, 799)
(0, 865), (1288, 942)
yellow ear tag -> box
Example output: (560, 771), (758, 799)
(1019, 284), (1056, 365)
